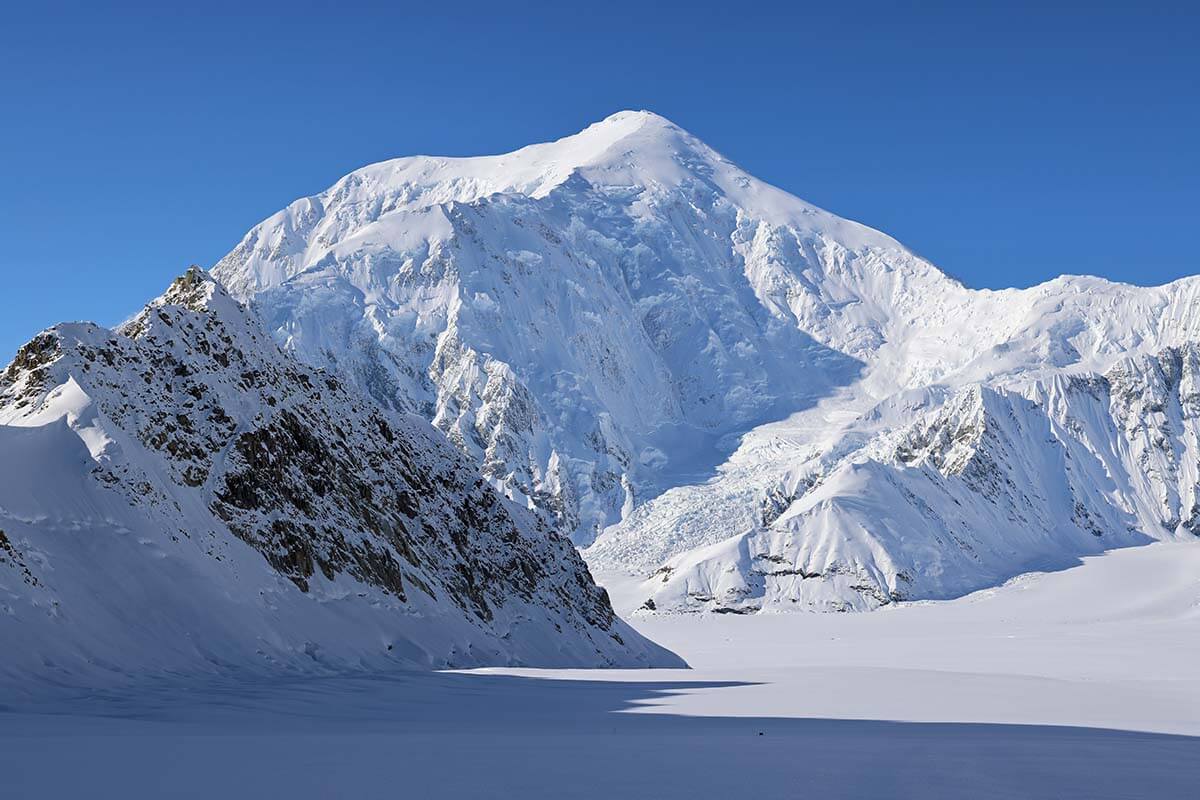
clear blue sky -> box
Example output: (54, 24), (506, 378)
(2, 1), (1197, 360)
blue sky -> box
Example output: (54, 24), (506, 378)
(2, 1), (1197, 359)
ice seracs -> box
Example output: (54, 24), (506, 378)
(212, 110), (1200, 614)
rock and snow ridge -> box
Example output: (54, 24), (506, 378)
(210, 109), (1200, 615)
(0, 268), (678, 686)
(600, 361), (1200, 613)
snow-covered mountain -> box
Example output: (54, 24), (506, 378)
(213, 110), (880, 543)
(596, 354), (1200, 613)
(0, 268), (677, 685)
(213, 110), (1200, 614)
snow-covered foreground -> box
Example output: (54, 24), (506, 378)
(3, 543), (1198, 799)
(612, 541), (1200, 736)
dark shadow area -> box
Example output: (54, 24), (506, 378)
(2, 670), (1196, 799)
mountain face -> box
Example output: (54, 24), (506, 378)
(596, 357), (1200, 613)
(213, 110), (1200, 614)
(213, 111), (881, 544)
(0, 269), (677, 685)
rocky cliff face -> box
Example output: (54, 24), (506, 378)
(0, 268), (678, 684)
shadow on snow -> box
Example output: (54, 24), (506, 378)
(2, 670), (1197, 799)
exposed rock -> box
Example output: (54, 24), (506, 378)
(0, 268), (678, 679)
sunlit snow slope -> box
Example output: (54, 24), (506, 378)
(214, 110), (1200, 614)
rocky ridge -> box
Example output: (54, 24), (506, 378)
(0, 268), (677, 683)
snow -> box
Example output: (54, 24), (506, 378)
(0, 270), (675, 685)
(3, 542), (1197, 798)
(616, 542), (1200, 735)
(214, 109), (1200, 615)
(6, 109), (1200, 795)
(213, 110), (916, 546)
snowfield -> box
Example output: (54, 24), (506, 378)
(612, 542), (1200, 736)
(3, 543), (1198, 798)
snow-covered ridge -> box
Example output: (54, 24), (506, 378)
(213, 110), (1200, 613)
(597, 354), (1200, 614)
(0, 268), (678, 685)
(217, 111), (908, 298)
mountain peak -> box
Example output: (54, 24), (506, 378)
(119, 266), (247, 341)
(580, 108), (682, 141)
(331, 108), (704, 209)
(596, 108), (673, 125)
(215, 110), (913, 299)
(149, 266), (221, 314)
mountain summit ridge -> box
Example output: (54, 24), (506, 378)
(216, 110), (915, 297)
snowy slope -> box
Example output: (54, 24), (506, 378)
(0, 268), (678, 686)
(4, 542), (1199, 800)
(213, 110), (1200, 613)
(212, 111), (891, 542)
(592, 341), (1200, 614)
